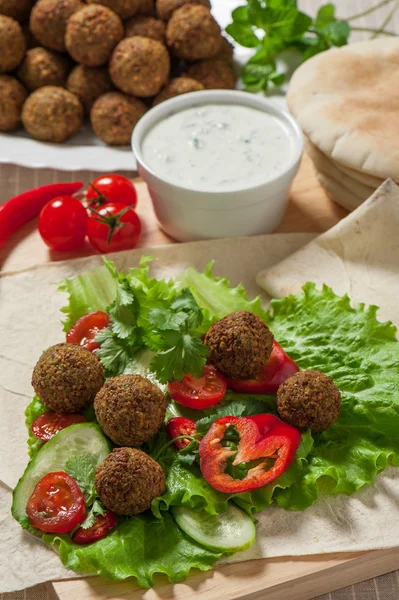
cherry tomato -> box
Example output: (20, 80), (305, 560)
(87, 202), (141, 254)
(38, 196), (88, 252)
(167, 417), (196, 450)
(226, 341), (299, 395)
(66, 311), (110, 352)
(26, 472), (86, 533)
(87, 175), (137, 209)
(168, 365), (227, 409)
(72, 510), (118, 545)
(31, 412), (86, 442)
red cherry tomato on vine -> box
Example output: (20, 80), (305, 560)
(87, 175), (137, 209)
(38, 196), (88, 252)
(26, 472), (86, 533)
(87, 202), (141, 254)
(72, 510), (118, 545)
(66, 311), (110, 352)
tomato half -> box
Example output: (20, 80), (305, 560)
(227, 341), (299, 395)
(31, 412), (86, 442)
(72, 510), (118, 545)
(87, 202), (141, 254)
(66, 311), (110, 352)
(26, 472), (86, 533)
(38, 196), (88, 252)
(168, 365), (227, 409)
(167, 417), (196, 450)
(87, 175), (137, 209)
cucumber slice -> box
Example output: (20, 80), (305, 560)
(12, 423), (112, 526)
(172, 504), (256, 553)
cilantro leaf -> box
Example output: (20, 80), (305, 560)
(65, 455), (97, 498)
(149, 333), (208, 383)
(96, 327), (139, 376)
(81, 499), (106, 530)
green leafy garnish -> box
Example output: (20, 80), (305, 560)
(81, 499), (106, 530)
(65, 455), (97, 498)
(226, 0), (399, 92)
(25, 396), (48, 457)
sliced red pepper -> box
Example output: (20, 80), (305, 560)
(0, 181), (83, 249)
(226, 341), (299, 395)
(199, 414), (301, 493)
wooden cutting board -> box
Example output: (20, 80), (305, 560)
(3, 155), (394, 600)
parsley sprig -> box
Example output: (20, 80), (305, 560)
(226, 0), (398, 92)
(65, 456), (106, 530)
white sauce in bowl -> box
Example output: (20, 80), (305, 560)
(141, 103), (297, 192)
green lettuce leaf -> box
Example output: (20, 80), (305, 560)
(25, 396), (48, 457)
(43, 511), (222, 587)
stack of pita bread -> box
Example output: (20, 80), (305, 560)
(287, 38), (399, 211)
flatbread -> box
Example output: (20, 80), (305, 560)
(314, 168), (365, 211)
(287, 38), (399, 181)
(257, 179), (399, 325)
(305, 138), (377, 201)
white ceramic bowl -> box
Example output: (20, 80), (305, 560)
(132, 90), (303, 242)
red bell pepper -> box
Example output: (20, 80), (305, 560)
(199, 414), (301, 493)
(226, 340), (299, 395)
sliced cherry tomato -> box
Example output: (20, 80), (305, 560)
(226, 341), (299, 395)
(87, 202), (141, 254)
(31, 412), (86, 442)
(72, 510), (118, 545)
(167, 417), (196, 450)
(87, 175), (137, 209)
(26, 472), (86, 533)
(66, 311), (110, 352)
(168, 365), (227, 409)
(199, 414), (301, 493)
(38, 196), (88, 252)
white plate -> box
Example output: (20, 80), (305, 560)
(0, 1), (250, 172)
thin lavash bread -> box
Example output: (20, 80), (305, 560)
(287, 38), (399, 183)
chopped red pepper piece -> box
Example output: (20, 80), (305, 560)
(199, 414), (301, 493)
(226, 341), (299, 395)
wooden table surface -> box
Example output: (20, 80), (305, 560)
(0, 154), (347, 273)
(6, 154), (394, 600)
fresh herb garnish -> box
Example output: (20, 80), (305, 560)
(226, 0), (398, 92)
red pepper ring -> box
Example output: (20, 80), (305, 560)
(199, 414), (301, 494)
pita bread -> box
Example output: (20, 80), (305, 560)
(314, 168), (365, 211)
(256, 179), (399, 325)
(305, 139), (376, 201)
(305, 137), (386, 189)
(288, 38), (399, 181)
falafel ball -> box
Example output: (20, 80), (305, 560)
(94, 374), (167, 446)
(17, 48), (70, 92)
(124, 14), (165, 42)
(153, 76), (203, 105)
(166, 4), (222, 61)
(215, 36), (235, 65)
(156, 0), (210, 21)
(137, 0), (155, 14)
(29, 0), (83, 52)
(90, 91), (147, 145)
(0, 0), (33, 21)
(86, 0), (140, 19)
(0, 16), (26, 73)
(277, 370), (341, 432)
(31, 343), (105, 413)
(22, 86), (83, 142)
(187, 58), (236, 90)
(95, 448), (166, 515)
(0, 75), (28, 132)
(204, 311), (274, 380)
(67, 65), (113, 113)
(65, 4), (124, 67)
(110, 36), (170, 96)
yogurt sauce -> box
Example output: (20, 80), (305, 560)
(141, 103), (296, 191)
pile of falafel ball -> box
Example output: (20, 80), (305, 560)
(0, 0), (236, 145)
(30, 311), (341, 518)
